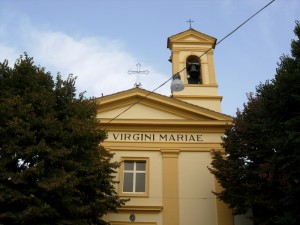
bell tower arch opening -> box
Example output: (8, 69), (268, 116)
(186, 55), (201, 84)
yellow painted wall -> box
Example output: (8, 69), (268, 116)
(175, 99), (222, 112)
(179, 152), (218, 225)
(99, 104), (185, 120)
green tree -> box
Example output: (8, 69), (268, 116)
(0, 54), (126, 225)
(209, 22), (300, 225)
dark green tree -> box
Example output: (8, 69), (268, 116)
(0, 54), (126, 225)
(209, 22), (300, 225)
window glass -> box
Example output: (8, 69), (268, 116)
(123, 173), (134, 192)
(135, 173), (146, 192)
(136, 162), (146, 171)
(124, 161), (134, 170)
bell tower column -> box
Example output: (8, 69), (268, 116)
(171, 50), (180, 76)
(207, 50), (217, 84)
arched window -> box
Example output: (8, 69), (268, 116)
(186, 55), (201, 84)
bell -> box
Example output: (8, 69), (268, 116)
(189, 64), (197, 73)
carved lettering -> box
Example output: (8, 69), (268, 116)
(177, 134), (184, 141)
(169, 135), (175, 141)
(189, 135), (195, 141)
(159, 134), (167, 141)
(124, 134), (131, 140)
(145, 133), (154, 141)
(113, 133), (119, 140)
(110, 133), (206, 142)
(197, 134), (203, 142)
(133, 134), (140, 141)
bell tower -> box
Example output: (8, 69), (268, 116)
(168, 28), (223, 112)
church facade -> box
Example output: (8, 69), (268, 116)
(97, 28), (234, 225)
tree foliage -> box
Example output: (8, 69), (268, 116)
(209, 22), (300, 225)
(0, 54), (126, 225)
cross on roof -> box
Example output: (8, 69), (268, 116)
(186, 19), (194, 29)
(128, 63), (149, 88)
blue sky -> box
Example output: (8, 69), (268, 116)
(0, 0), (299, 116)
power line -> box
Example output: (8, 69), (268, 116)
(216, 0), (275, 46)
(106, 0), (276, 123)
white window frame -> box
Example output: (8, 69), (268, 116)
(119, 157), (149, 197)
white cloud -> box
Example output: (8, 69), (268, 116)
(0, 44), (19, 67)
(0, 13), (171, 98)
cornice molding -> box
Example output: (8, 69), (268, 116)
(117, 205), (163, 212)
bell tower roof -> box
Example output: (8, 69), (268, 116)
(167, 28), (222, 113)
(167, 28), (217, 51)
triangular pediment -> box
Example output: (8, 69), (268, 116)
(95, 88), (232, 126)
(167, 29), (216, 49)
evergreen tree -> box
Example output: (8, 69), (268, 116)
(209, 22), (300, 225)
(0, 54), (126, 225)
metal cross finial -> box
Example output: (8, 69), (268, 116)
(186, 19), (194, 29)
(128, 63), (149, 88)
